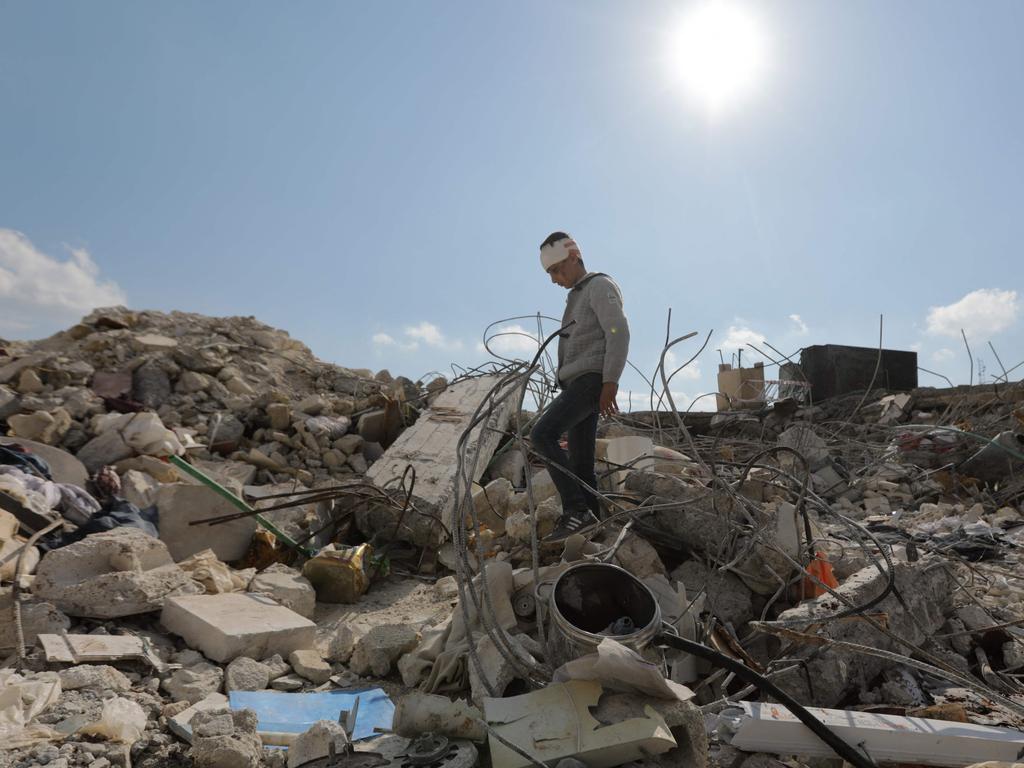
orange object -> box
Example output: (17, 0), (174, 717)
(801, 551), (839, 599)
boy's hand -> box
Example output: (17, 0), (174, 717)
(599, 382), (619, 418)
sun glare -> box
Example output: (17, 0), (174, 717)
(667, 1), (768, 116)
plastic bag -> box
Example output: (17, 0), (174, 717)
(80, 697), (146, 744)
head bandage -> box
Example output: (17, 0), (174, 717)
(540, 237), (577, 271)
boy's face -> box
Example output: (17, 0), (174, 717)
(546, 246), (584, 288)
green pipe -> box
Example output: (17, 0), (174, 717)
(167, 455), (314, 557)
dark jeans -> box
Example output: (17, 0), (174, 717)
(529, 372), (603, 517)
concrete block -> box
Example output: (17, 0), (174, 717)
(0, 589), (69, 652)
(34, 528), (201, 619)
(156, 484), (257, 563)
(249, 564), (316, 618)
(288, 649), (332, 684)
(161, 593), (316, 663)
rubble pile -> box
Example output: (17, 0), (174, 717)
(1, 308), (1022, 768)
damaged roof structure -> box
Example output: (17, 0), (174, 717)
(1, 306), (1023, 768)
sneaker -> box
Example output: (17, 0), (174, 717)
(544, 508), (599, 543)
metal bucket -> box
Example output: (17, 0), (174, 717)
(545, 562), (662, 667)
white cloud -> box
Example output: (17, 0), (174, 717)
(404, 321), (463, 351)
(932, 348), (955, 363)
(926, 289), (1020, 338)
(663, 349), (701, 380)
(372, 332), (396, 346)
(0, 229), (126, 337)
(789, 314), (809, 335)
(721, 325), (766, 353)
(482, 324), (540, 357)
(405, 321), (445, 347)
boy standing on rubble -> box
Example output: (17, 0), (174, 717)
(530, 231), (630, 543)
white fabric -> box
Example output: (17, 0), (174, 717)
(540, 237), (574, 271)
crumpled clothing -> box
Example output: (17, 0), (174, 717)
(0, 466), (100, 525)
(38, 498), (158, 552)
(0, 444), (52, 480)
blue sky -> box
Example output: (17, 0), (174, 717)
(1, 1), (1021, 408)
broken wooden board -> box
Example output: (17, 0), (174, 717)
(362, 375), (519, 547)
(484, 680), (676, 768)
(38, 633), (167, 672)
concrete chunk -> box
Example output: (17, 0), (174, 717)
(161, 593), (316, 663)
(34, 528), (201, 618)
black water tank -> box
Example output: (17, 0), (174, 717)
(800, 344), (917, 401)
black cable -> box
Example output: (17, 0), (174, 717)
(656, 633), (877, 768)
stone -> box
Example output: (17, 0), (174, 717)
(472, 478), (513, 533)
(224, 376), (256, 397)
(296, 395), (327, 415)
(319, 623), (363, 663)
(347, 453), (368, 474)
(162, 662), (225, 704)
(155, 484), (257, 562)
(133, 333), (178, 350)
(177, 371), (210, 394)
(114, 454), (181, 482)
(335, 434), (364, 455)
(34, 528), (201, 618)
(349, 624), (420, 677)
(266, 403), (291, 431)
(161, 593), (317, 663)
(607, 531), (667, 579)
(7, 408), (71, 445)
(133, 362), (172, 409)
(261, 654), (291, 680)
(0, 589), (70, 652)
(76, 429), (134, 474)
(225, 657), (271, 692)
(249, 564), (316, 618)
(777, 425), (830, 471)
(672, 561), (753, 629)
(286, 720), (350, 768)
(0, 385), (19, 420)
(16, 369), (44, 394)
(210, 414), (246, 454)
(288, 649), (332, 684)
(121, 469), (161, 509)
(58, 665), (132, 692)
(189, 707), (263, 768)
(270, 674), (305, 691)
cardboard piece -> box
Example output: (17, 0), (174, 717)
(484, 680), (676, 768)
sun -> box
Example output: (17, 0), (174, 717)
(666, 1), (768, 116)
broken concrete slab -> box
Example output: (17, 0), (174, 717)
(155, 483), (257, 563)
(769, 559), (954, 707)
(361, 375), (518, 547)
(58, 665), (132, 692)
(161, 593), (317, 663)
(33, 528), (201, 619)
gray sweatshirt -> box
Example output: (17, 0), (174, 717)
(557, 272), (630, 385)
